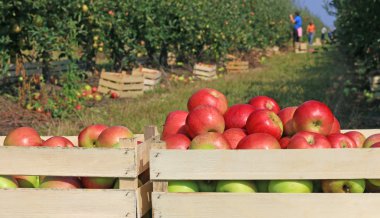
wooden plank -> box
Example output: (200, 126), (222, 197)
(99, 79), (144, 91)
(119, 90), (144, 98)
(152, 192), (380, 218)
(0, 189), (135, 218)
(150, 148), (380, 180)
(101, 72), (144, 84)
(144, 78), (160, 86)
(0, 146), (137, 177)
(98, 86), (143, 98)
(194, 64), (216, 72)
(137, 181), (153, 217)
(193, 70), (216, 77)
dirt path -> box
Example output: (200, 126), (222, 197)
(0, 96), (51, 135)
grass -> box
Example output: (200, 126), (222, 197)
(36, 49), (361, 135)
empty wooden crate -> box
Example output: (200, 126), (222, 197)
(369, 75), (380, 98)
(98, 71), (144, 98)
(0, 126), (159, 218)
(150, 129), (380, 218)
(226, 61), (249, 74)
(132, 67), (162, 91)
(193, 63), (217, 80)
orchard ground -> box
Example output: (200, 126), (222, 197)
(1, 48), (379, 135)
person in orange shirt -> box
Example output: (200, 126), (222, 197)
(307, 21), (316, 46)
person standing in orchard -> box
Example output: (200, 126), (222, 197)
(289, 12), (303, 51)
(321, 26), (327, 45)
(307, 21), (316, 46)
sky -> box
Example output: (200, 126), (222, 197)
(295, 0), (336, 28)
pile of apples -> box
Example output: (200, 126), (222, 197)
(162, 88), (380, 193)
(0, 125), (134, 189)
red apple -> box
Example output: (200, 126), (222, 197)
(78, 124), (108, 148)
(277, 106), (297, 136)
(4, 127), (42, 146)
(92, 87), (98, 93)
(236, 133), (281, 149)
(363, 134), (380, 148)
(187, 88), (228, 114)
(0, 176), (18, 188)
(81, 177), (116, 189)
(186, 105), (225, 138)
(287, 131), (331, 149)
(329, 116), (341, 134)
(39, 176), (82, 189)
(248, 96), (280, 113)
(95, 126), (134, 148)
(224, 104), (255, 129)
(162, 110), (189, 140)
(246, 109), (283, 140)
(371, 142), (380, 148)
(41, 136), (75, 147)
(190, 132), (230, 149)
(279, 137), (291, 149)
(223, 128), (247, 149)
(344, 131), (366, 148)
(327, 133), (357, 148)
(165, 134), (191, 149)
(292, 100), (334, 135)
(110, 92), (119, 99)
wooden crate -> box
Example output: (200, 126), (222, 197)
(226, 61), (249, 74)
(0, 62), (42, 85)
(98, 71), (144, 98)
(0, 126), (159, 218)
(193, 63), (217, 80)
(132, 67), (162, 91)
(369, 75), (380, 98)
(150, 129), (380, 218)
(295, 42), (308, 54)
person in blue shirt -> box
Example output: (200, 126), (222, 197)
(289, 12), (303, 51)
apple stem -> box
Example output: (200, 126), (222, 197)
(343, 184), (350, 193)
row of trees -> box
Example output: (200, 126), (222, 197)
(327, 0), (380, 81)
(1, 0), (320, 73)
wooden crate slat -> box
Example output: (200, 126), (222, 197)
(193, 70), (217, 77)
(152, 192), (380, 218)
(226, 61), (249, 67)
(99, 79), (144, 91)
(119, 90), (144, 98)
(151, 148), (380, 180)
(193, 64), (217, 72)
(144, 78), (161, 86)
(0, 146), (137, 177)
(98, 86), (143, 97)
(0, 189), (134, 218)
(226, 61), (249, 73)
